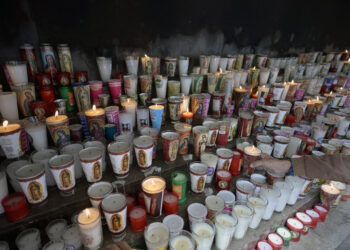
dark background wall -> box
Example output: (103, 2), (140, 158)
(1, 0), (350, 83)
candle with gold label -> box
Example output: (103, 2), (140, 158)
(46, 111), (70, 148)
(85, 105), (106, 140)
(0, 121), (24, 159)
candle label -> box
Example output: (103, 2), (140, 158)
(110, 151), (130, 176)
(217, 158), (232, 171)
(81, 158), (103, 183)
(17, 87), (35, 117)
(73, 85), (91, 112)
(86, 115), (105, 141)
(194, 132), (208, 157)
(212, 97), (222, 116)
(47, 121), (70, 148)
(207, 129), (218, 147)
(168, 140), (179, 161)
(140, 77), (152, 100)
(191, 174), (206, 193)
(19, 174), (48, 204)
(178, 132), (190, 155)
(135, 146), (152, 169)
(143, 190), (164, 217)
(276, 110), (288, 124)
(290, 230), (300, 241)
(105, 207), (127, 234)
(0, 129), (24, 159)
(253, 116), (267, 134)
(169, 103), (181, 121)
(166, 61), (176, 77)
(121, 122), (132, 134)
(228, 121), (238, 140)
(172, 184), (183, 200)
(50, 162), (75, 192)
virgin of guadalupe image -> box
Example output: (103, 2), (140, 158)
(56, 130), (69, 148)
(210, 131), (217, 145)
(199, 135), (207, 154)
(59, 169), (72, 188)
(22, 90), (34, 116)
(91, 122), (104, 139)
(222, 160), (230, 171)
(168, 62), (174, 75)
(28, 181), (43, 201)
(44, 54), (57, 74)
(121, 154), (129, 171)
(110, 214), (123, 231)
(196, 176), (205, 191)
(179, 136), (189, 153)
(137, 150), (147, 166)
(92, 161), (102, 180)
(169, 141), (179, 160)
(77, 87), (89, 111)
(62, 54), (72, 72)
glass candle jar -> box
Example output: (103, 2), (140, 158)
(235, 178), (255, 202)
(260, 187), (281, 220)
(273, 181), (293, 212)
(144, 222), (169, 250)
(247, 196), (267, 229)
(190, 162), (208, 194)
(215, 213), (237, 250)
(191, 219), (215, 250)
(205, 195), (225, 221)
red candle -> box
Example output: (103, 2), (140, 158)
(1, 192), (29, 222)
(304, 138), (316, 155)
(305, 209), (320, 228)
(126, 194), (136, 217)
(313, 204), (329, 222)
(129, 206), (147, 232)
(182, 110), (193, 125)
(295, 212), (312, 235)
(286, 217), (303, 242)
(216, 121), (230, 146)
(215, 170), (232, 191)
(74, 70), (88, 82)
(230, 151), (242, 176)
(163, 193), (178, 215)
(256, 240), (273, 250)
(266, 232), (283, 250)
(137, 190), (146, 207)
(284, 114), (295, 126)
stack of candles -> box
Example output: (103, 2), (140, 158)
(2, 45), (350, 249)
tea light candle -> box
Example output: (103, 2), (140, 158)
(121, 98), (137, 127)
(233, 203), (253, 239)
(266, 232), (283, 250)
(191, 220), (215, 250)
(129, 206), (147, 232)
(46, 111), (70, 148)
(45, 218), (67, 241)
(215, 213), (237, 250)
(15, 228), (41, 250)
(295, 212), (312, 235)
(305, 209), (320, 228)
(144, 222), (169, 250)
(256, 240), (273, 250)
(0, 121), (24, 159)
(77, 208), (103, 250)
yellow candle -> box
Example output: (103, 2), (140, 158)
(84, 105), (106, 140)
(46, 111), (68, 124)
(142, 176), (166, 194)
(46, 111), (70, 147)
(0, 120), (23, 159)
(85, 105), (105, 117)
(0, 120), (20, 134)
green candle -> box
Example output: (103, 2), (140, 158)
(171, 171), (188, 205)
(276, 226), (292, 248)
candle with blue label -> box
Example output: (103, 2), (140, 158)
(149, 104), (164, 131)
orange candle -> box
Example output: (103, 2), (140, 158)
(182, 108), (193, 124)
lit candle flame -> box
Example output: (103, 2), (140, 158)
(219, 68), (223, 73)
(127, 98), (130, 103)
(340, 87), (343, 90)
(92, 105), (96, 111)
(330, 91), (333, 95)
(2, 120), (8, 127)
(291, 80), (294, 83)
(346, 50), (348, 53)
(55, 111), (58, 118)
(239, 86), (242, 89)
(348, 59), (350, 62)
(316, 96), (319, 101)
(85, 209), (90, 219)
(145, 54), (149, 58)
(155, 104), (158, 108)
(253, 66), (256, 70)
(263, 85), (265, 88)
(186, 107), (189, 113)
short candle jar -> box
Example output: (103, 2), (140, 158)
(247, 195), (267, 229)
(232, 202), (253, 239)
(169, 230), (195, 250)
(144, 222), (169, 250)
(77, 208), (103, 250)
(191, 219), (215, 250)
(215, 213), (238, 250)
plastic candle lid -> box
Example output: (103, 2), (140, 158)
(217, 190), (235, 204)
(257, 240), (273, 250)
(286, 218), (304, 231)
(267, 233), (283, 247)
(108, 142), (130, 154)
(205, 195), (225, 211)
(276, 226), (292, 240)
(295, 212), (312, 225)
(187, 203), (207, 218)
(305, 209), (320, 219)
(163, 214), (184, 233)
(133, 136), (154, 148)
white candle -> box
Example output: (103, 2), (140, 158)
(0, 171), (8, 214)
(209, 56), (220, 73)
(137, 107), (150, 131)
(273, 181), (293, 212)
(260, 187), (280, 220)
(45, 219), (67, 241)
(87, 181), (113, 208)
(79, 147), (103, 183)
(155, 75), (168, 98)
(232, 204), (253, 239)
(61, 224), (82, 250)
(23, 120), (48, 151)
(259, 68), (270, 85)
(125, 56), (139, 75)
(191, 221), (215, 250)
(6, 160), (30, 192)
(6, 61), (28, 86)
(247, 196), (267, 229)
(0, 121), (23, 159)
(200, 153), (218, 183)
(163, 214), (184, 238)
(60, 143), (84, 179)
(123, 74), (138, 96)
(42, 240), (65, 250)
(144, 222), (169, 250)
(31, 148), (58, 187)
(15, 228), (41, 250)
(96, 57), (112, 82)
(180, 75), (192, 95)
(84, 140), (106, 172)
(77, 208), (103, 250)
(215, 214), (237, 250)
(170, 232), (195, 250)
(179, 56), (189, 76)
(285, 176), (305, 205)
(0, 92), (19, 122)
(121, 98), (137, 128)
(119, 111), (133, 134)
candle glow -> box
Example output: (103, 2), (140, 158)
(3, 120), (8, 127)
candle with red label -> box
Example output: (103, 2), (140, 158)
(216, 170), (232, 191)
(163, 193), (178, 215)
(129, 206), (147, 232)
(230, 151), (242, 176)
(305, 209), (320, 228)
(1, 192), (29, 222)
(243, 145), (261, 175)
(313, 204), (328, 222)
(126, 194), (136, 217)
(267, 232), (283, 250)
